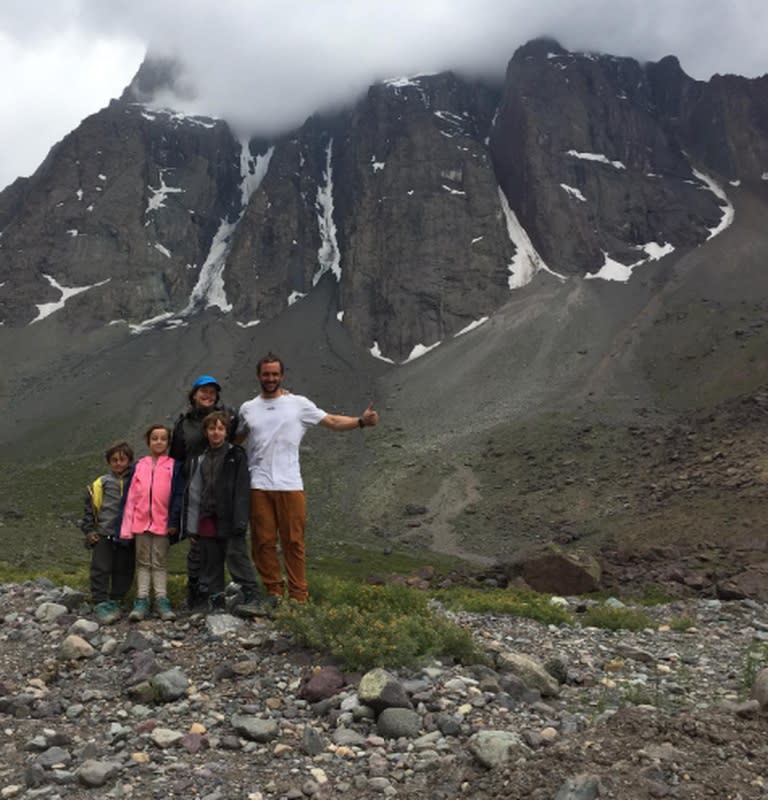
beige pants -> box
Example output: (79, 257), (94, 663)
(134, 533), (170, 598)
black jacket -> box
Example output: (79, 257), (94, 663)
(181, 443), (250, 539)
(169, 403), (238, 465)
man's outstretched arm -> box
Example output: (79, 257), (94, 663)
(320, 402), (379, 432)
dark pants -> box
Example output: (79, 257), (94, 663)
(90, 537), (135, 604)
(199, 534), (259, 596)
(187, 535), (202, 583)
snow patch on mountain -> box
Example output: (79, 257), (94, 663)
(145, 168), (184, 222)
(566, 150), (626, 170)
(560, 184), (587, 202)
(404, 341), (441, 363)
(691, 168), (734, 240)
(370, 341), (395, 364)
(31, 274), (110, 324)
(131, 141), (274, 333)
(586, 241), (676, 283)
(454, 317), (489, 337)
(313, 140), (341, 286)
(499, 188), (564, 288)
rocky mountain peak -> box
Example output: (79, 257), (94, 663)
(1, 38), (767, 377)
(120, 54), (194, 104)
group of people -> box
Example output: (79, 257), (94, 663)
(80, 353), (380, 624)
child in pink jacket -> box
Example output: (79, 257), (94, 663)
(120, 424), (184, 621)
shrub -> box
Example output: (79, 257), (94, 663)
(435, 587), (573, 626)
(741, 641), (768, 694)
(275, 577), (483, 671)
(668, 614), (696, 632)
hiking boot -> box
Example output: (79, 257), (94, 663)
(259, 594), (282, 618)
(129, 597), (150, 622)
(208, 593), (227, 614)
(234, 590), (265, 618)
(155, 596), (176, 622)
(94, 600), (121, 625)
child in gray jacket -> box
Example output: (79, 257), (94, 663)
(80, 440), (135, 624)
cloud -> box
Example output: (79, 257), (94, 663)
(0, 0), (766, 189)
(0, 28), (143, 190)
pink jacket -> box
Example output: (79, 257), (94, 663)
(119, 455), (178, 539)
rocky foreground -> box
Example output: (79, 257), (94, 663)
(2, 580), (768, 799)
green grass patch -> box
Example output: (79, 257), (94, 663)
(667, 614), (697, 632)
(581, 604), (653, 631)
(435, 587), (574, 625)
(741, 641), (768, 695)
(275, 575), (483, 671)
(0, 560), (188, 608)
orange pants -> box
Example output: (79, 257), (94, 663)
(249, 489), (308, 602)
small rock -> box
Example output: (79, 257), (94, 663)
(77, 760), (119, 788)
(468, 730), (530, 768)
(358, 668), (412, 712)
(59, 634), (95, 660)
(35, 602), (68, 623)
(376, 707), (422, 739)
(231, 715), (279, 742)
(151, 727), (184, 748)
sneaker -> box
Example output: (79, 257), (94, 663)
(259, 594), (282, 618)
(208, 593), (227, 614)
(155, 596), (176, 621)
(94, 600), (121, 625)
(129, 597), (150, 622)
(234, 590), (265, 618)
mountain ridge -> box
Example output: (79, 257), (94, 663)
(1, 38), (768, 570)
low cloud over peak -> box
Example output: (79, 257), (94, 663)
(0, 0), (766, 188)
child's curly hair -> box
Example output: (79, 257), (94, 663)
(104, 440), (134, 464)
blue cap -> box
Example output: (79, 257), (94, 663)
(191, 375), (221, 390)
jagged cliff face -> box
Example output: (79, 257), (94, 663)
(489, 39), (756, 275)
(1, 39), (766, 361)
(0, 101), (243, 329)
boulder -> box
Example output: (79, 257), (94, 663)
(505, 545), (601, 594)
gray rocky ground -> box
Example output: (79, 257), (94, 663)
(2, 579), (768, 799)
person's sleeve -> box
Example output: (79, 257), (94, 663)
(168, 460), (185, 535)
(235, 404), (248, 438)
(300, 398), (327, 426)
(168, 416), (186, 461)
(226, 404), (239, 442)
(118, 470), (136, 541)
(80, 485), (95, 536)
(233, 448), (251, 535)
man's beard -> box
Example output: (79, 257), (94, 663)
(260, 379), (282, 395)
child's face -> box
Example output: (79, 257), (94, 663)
(108, 451), (131, 475)
(148, 428), (169, 456)
(205, 420), (228, 448)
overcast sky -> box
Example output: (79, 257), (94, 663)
(1, 0), (767, 191)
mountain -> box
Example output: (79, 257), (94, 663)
(2, 39), (768, 575)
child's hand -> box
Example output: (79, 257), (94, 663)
(86, 533), (100, 547)
(167, 527), (179, 545)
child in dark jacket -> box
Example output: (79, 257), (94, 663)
(183, 411), (262, 614)
(81, 440), (135, 624)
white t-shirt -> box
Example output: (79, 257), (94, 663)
(237, 394), (327, 490)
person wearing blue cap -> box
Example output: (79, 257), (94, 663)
(170, 375), (260, 614)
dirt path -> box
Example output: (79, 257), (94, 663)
(426, 465), (496, 566)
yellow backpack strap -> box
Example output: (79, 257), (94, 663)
(91, 477), (104, 515)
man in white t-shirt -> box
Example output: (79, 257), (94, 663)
(236, 352), (379, 602)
